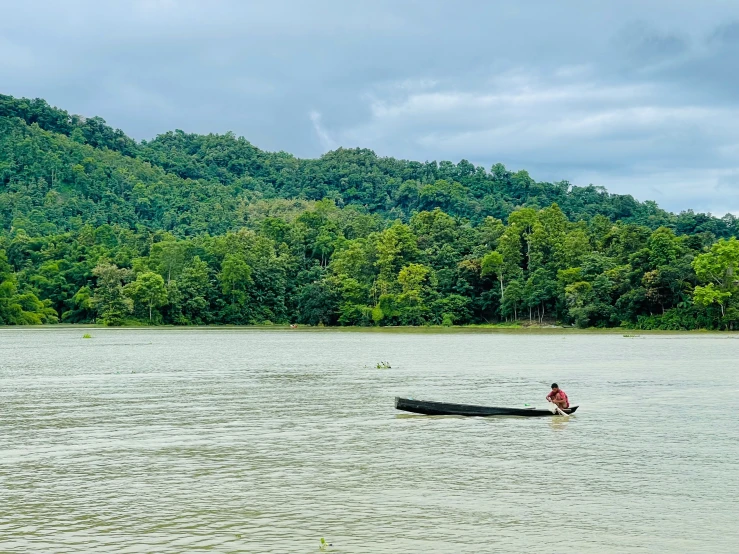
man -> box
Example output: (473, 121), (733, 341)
(546, 383), (569, 410)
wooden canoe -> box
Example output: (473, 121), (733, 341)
(395, 396), (579, 417)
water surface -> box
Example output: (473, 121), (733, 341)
(1, 329), (738, 553)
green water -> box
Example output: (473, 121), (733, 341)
(1, 329), (737, 552)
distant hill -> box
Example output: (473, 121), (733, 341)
(3, 93), (736, 237)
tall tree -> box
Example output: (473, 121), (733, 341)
(220, 254), (252, 307)
(92, 262), (133, 326)
(125, 271), (168, 322)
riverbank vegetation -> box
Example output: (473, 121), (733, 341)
(1, 93), (738, 329)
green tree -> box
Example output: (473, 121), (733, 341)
(374, 223), (419, 287)
(397, 263), (432, 324)
(481, 251), (506, 301)
(125, 271), (168, 322)
(648, 227), (680, 268)
(297, 277), (340, 325)
(220, 254), (252, 307)
(565, 281), (595, 328)
(501, 279), (523, 320)
(692, 237), (739, 326)
(558, 228), (592, 269)
(150, 239), (186, 285)
(1, 250), (57, 324)
(524, 268), (557, 322)
(0, 248), (57, 324)
(398, 263), (431, 294)
(92, 262), (133, 326)
(496, 231), (524, 279)
(63, 285), (95, 323)
(692, 237), (739, 291)
(176, 256), (213, 324)
(508, 207), (538, 270)
(693, 283), (731, 317)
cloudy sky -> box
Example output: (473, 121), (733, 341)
(3, 0), (739, 215)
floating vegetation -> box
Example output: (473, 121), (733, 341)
(319, 537), (332, 551)
(376, 361), (391, 369)
(82, 333), (92, 339)
(623, 334), (641, 338)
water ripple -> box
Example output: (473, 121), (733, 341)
(1, 330), (738, 553)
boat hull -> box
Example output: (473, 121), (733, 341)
(395, 397), (579, 417)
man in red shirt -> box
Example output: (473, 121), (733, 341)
(546, 383), (569, 410)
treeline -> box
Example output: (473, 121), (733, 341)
(2, 202), (738, 329)
(1, 93), (738, 329)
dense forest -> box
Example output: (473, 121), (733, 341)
(1, 93), (738, 329)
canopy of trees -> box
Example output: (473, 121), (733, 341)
(2, 93), (738, 329)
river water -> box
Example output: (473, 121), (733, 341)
(1, 329), (738, 553)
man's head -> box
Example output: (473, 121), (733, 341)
(551, 383), (559, 391)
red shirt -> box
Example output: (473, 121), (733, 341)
(546, 389), (569, 408)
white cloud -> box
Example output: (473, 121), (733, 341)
(336, 68), (739, 214)
(309, 111), (336, 151)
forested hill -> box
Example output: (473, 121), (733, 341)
(1, 93), (738, 330)
(3, 93), (737, 235)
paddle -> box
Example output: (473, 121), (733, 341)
(548, 401), (569, 417)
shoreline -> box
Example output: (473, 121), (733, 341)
(0, 324), (736, 335)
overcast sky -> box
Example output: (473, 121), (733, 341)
(3, 0), (739, 215)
